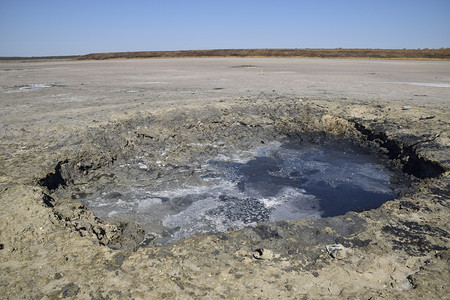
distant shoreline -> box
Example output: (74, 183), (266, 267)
(0, 55), (80, 61)
(2, 48), (450, 61)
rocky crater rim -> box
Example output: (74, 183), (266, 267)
(34, 100), (447, 251)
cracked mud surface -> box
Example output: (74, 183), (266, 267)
(1, 58), (449, 299)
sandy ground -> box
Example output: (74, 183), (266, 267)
(0, 58), (449, 299)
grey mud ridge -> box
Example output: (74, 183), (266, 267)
(1, 58), (449, 299)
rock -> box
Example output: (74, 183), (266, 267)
(402, 106), (412, 110)
(253, 248), (274, 260)
(326, 244), (348, 260)
(60, 283), (80, 297)
(420, 115), (435, 120)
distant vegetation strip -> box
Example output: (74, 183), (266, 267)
(76, 48), (450, 60)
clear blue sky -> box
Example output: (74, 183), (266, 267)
(1, 0), (449, 56)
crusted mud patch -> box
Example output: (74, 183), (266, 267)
(1, 98), (445, 298)
(1, 58), (449, 299)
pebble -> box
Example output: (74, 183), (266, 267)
(419, 115), (435, 120)
(326, 244), (348, 260)
(402, 106), (412, 110)
(253, 248), (273, 260)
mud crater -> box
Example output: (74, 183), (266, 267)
(37, 103), (442, 248)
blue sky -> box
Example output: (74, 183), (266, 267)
(1, 0), (449, 56)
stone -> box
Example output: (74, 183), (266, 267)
(253, 248), (274, 260)
(326, 244), (348, 260)
(419, 115), (435, 120)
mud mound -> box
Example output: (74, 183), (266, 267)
(34, 100), (444, 250)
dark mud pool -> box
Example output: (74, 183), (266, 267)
(81, 142), (404, 245)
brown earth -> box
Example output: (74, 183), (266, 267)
(0, 57), (449, 299)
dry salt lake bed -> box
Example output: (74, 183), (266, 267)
(0, 57), (449, 299)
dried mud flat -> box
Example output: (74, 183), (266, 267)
(0, 58), (449, 299)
